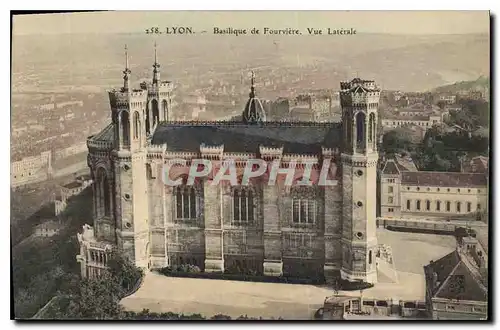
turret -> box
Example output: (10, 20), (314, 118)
(108, 45), (148, 151)
(340, 78), (380, 155)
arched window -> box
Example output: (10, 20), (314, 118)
(369, 250), (372, 264)
(133, 111), (140, 139)
(162, 99), (168, 120)
(406, 200), (411, 210)
(232, 186), (255, 225)
(356, 112), (366, 149)
(446, 201), (451, 212)
(368, 113), (376, 143)
(96, 167), (110, 217)
(174, 185), (197, 220)
(426, 200), (431, 211)
(416, 200), (421, 211)
(146, 164), (154, 180)
(436, 201), (441, 211)
(145, 106), (151, 135)
(152, 99), (159, 127)
(121, 111), (130, 146)
(457, 202), (461, 213)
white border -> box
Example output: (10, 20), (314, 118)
(3, 2), (497, 330)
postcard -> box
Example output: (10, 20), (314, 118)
(11, 10), (490, 320)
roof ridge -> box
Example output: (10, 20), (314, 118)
(434, 261), (461, 298)
(459, 252), (488, 293)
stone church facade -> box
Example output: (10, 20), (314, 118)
(77, 47), (380, 284)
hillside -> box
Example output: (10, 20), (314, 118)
(12, 32), (489, 94)
(432, 76), (490, 94)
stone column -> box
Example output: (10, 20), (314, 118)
(262, 184), (282, 276)
(324, 184), (342, 284)
(163, 186), (173, 267)
(203, 180), (224, 272)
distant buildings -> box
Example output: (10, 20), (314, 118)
(33, 220), (61, 238)
(424, 236), (488, 320)
(54, 174), (93, 216)
(438, 93), (457, 105)
(380, 157), (488, 219)
(11, 151), (52, 188)
(381, 114), (442, 129)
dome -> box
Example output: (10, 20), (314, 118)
(243, 96), (266, 123)
(242, 71), (266, 124)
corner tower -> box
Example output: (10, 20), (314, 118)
(339, 78), (379, 284)
(145, 42), (174, 134)
(108, 46), (150, 268)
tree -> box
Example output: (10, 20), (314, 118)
(381, 128), (416, 155)
(107, 252), (144, 292)
(57, 273), (124, 320)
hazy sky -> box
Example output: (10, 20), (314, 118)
(13, 11), (490, 36)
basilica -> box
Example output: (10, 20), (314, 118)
(77, 47), (380, 284)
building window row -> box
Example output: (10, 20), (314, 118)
(405, 186), (480, 194)
(405, 199), (480, 213)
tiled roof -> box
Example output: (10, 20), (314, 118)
(401, 171), (487, 187)
(424, 249), (487, 302)
(382, 160), (403, 175)
(151, 121), (342, 155)
(90, 123), (114, 142)
(395, 155), (418, 172)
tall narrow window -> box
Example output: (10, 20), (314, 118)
(416, 200), (421, 211)
(407, 200), (411, 210)
(121, 111), (130, 146)
(174, 185), (197, 220)
(369, 250), (372, 264)
(96, 167), (110, 217)
(133, 111), (140, 139)
(457, 202), (461, 213)
(356, 112), (366, 149)
(151, 99), (160, 128)
(368, 113), (375, 143)
(467, 202), (471, 213)
(446, 201), (451, 212)
(162, 99), (168, 120)
(426, 200), (431, 211)
(436, 201), (441, 211)
(232, 187), (255, 224)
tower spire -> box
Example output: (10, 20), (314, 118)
(249, 70), (255, 98)
(153, 41), (160, 85)
(123, 44), (131, 92)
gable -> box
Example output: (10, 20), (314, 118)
(435, 262), (487, 302)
